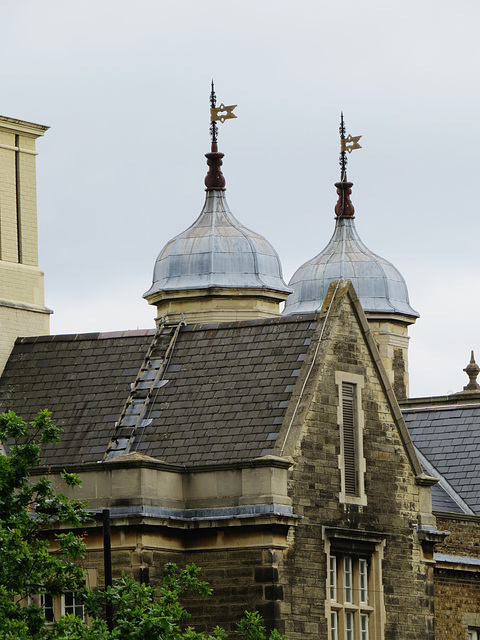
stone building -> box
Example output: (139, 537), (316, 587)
(0, 112), (479, 639)
(401, 359), (480, 640)
(0, 116), (52, 372)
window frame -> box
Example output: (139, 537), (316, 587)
(61, 590), (85, 621)
(34, 590), (86, 624)
(41, 593), (55, 624)
(325, 532), (385, 640)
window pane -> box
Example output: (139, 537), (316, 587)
(331, 611), (338, 640)
(63, 591), (84, 621)
(41, 594), (55, 623)
(344, 557), (352, 603)
(361, 613), (369, 640)
(345, 612), (354, 640)
(359, 559), (368, 603)
(330, 556), (337, 601)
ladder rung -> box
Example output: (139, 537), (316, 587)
(109, 438), (129, 451)
(102, 318), (185, 461)
(117, 416), (153, 428)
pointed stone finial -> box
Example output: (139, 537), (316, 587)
(463, 351), (480, 391)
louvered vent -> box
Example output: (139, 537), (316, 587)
(342, 382), (357, 496)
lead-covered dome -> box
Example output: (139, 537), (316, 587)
(284, 178), (418, 318)
(144, 139), (291, 323)
(144, 189), (290, 296)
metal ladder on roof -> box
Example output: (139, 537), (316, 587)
(102, 316), (185, 461)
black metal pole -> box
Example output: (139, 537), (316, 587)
(102, 509), (113, 632)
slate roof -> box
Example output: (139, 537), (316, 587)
(404, 404), (480, 513)
(429, 482), (467, 514)
(0, 315), (317, 468)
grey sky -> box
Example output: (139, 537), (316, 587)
(1, 0), (479, 397)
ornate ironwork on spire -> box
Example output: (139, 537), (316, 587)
(335, 113), (362, 218)
(209, 80), (218, 144)
(338, 112), (362, 181)
(205, 82), (237, 191)
(209, 80), (237, 145)
(339, 112), (347, 180)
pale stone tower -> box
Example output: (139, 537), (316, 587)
(0, 115), (52, 372)
(284, 174), (419, 399)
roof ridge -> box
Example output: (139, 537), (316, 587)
(15, 329), (156, 344)
(179, 312), (319, 332)
(402, 402), (480, 413)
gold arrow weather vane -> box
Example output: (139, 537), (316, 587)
(339, 113), (362, 179)
(340, 133), (362, 154)
(210, 103), (237, 123)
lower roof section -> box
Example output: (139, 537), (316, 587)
(0, 315), (318, 468)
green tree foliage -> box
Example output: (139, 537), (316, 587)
(0, 409), (89, 638)
(0, 411), (285, 640)
(54, 565), (284, 640)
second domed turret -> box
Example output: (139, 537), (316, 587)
(284, 117), (418, 398)
(284, 178), (418, 318)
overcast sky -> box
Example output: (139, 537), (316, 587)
(1, 0), (479, 398)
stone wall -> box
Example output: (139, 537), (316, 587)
(73, 523), (282, 635)
(433, 514), (480, 640)
(0, 117), (51, 374)
(277, 286), (434, 640)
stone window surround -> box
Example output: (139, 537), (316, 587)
(335, 371), (367, 506)
(464, 613), (480, 639)
(324, 529), (386, 640)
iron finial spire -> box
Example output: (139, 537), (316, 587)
(334, 113), (362, 219)
(339, 112), (347, 180)
(209, 81), (237, 146)
(205, 82), (238, 191)
(210, 80), (218, 144)
(338, 113), (362, 182)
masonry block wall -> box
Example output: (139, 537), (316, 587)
(73, 522), (283, 636)
(432, 514), (480, 640)
(0, 117), (51, 374)
(277, 288), (434, 640)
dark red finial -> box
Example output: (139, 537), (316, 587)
(205, 81), (226, 190)
(335, 113), (359, 218)
(334, 176), (355, 218)
(205, 141), (226, 191)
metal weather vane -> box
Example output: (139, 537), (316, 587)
(209, 80), (237, 143)
(339, 112), (362, 180)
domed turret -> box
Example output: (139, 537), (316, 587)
(284, 191), (419, 318)
(284, 118), (418, 398)
(144, 187), (289, 297)
(144, 89), (291, 324)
